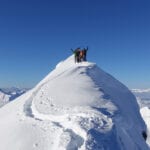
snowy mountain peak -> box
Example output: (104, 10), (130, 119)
(0, 55), (149, 150)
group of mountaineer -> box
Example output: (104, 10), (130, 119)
(71, 47), (88, 63)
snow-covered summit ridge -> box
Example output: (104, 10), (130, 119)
(0, 55), (149, 150)
(33, 55), (140, 118)
(28, 55), (148, 149)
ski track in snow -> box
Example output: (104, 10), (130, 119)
(24, 89), (113, 149)
(23, 64), (115, 150)
(23, 66), (86, 149)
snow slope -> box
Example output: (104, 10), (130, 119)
(0, 55), (149, 150)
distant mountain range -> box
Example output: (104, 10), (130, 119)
(132, 89), (150, 108)
(0, 87), (29, 107)
(1, 87), (150, 108)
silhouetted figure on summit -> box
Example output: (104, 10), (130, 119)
(71, 46), (88, 63)
(71, 48), (81, 63)
(82, 46), (88, 61)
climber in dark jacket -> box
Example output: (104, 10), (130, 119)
(82, 46), (88, 61)
(71, 48), (81, 63)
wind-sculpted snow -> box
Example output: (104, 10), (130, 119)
(0, 55), (149, 150)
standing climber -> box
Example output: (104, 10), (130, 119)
(79, 50), (84, 62)
(71, 48), (81, 63)
(82, 46), (88, 61)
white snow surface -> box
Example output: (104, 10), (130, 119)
(0, 55), (149, 150)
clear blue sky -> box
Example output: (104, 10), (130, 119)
(0, 0), (150, 89)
